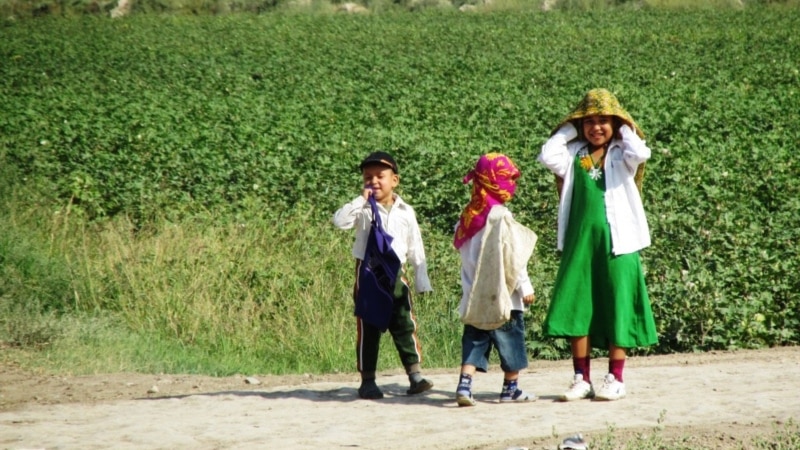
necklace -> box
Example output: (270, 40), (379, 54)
(578, 146), (606, 180)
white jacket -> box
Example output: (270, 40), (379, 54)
(538, 123), (651, 255)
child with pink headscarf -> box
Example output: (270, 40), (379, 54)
(453, 153), (539, 407)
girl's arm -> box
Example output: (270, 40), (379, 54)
(538, 122), (578, 178)
(619, 124), (651, 172)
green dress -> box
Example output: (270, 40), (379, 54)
(543, 156), (658, 349)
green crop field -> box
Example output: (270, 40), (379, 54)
(1, 5), (798, 376)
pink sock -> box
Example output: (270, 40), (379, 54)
(609, 359), (625, 382)
(573, 356), (591, 383)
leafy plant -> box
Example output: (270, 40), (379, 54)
(1, 7), (798, 370)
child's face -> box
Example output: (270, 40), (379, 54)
(362, 164), (399, 204)
(582, 115), (614, 148)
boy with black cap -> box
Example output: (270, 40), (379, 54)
(333, 151), (434, 400)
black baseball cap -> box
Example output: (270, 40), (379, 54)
(359, 151), (398, 174)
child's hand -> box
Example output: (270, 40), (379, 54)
(556, 122), (579, 141)
(619, 124), (649, 156)
(523, 294), (535, 305)
(619, 124), (636, 138)
(362, 186), (372, 200)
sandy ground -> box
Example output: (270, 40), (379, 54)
(0, 347), (798, 450)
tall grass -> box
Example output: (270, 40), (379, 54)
(0, 185), (466, 375)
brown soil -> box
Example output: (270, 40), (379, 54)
(1, 347), (798, 449)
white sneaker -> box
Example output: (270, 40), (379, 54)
(560, 374), (594, 401)
(594, 373), (626, 401)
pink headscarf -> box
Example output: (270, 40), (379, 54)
(453, 153), (520, 249)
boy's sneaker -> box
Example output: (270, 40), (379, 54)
(558, 433), (588, 450)
(407, 378), (434, 395)
(594, 373), (626, 401)
(358, 380), (384, 400)
(499, 388), (537, 403)
(560, 374), (594, 401)
(456, 390), (477, 407)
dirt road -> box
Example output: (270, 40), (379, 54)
(1, 347), (798, 449)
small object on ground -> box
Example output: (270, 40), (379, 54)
(244, 377), (261, 385)
(559, 433), (588, 450)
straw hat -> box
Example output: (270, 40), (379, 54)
(553, 88), (647, 192)
(553, 88), (645, 139)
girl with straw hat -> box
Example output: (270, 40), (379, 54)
(538, 88), (657, 402)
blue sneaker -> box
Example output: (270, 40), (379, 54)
(500, 379), (537, 402)
(456, 390), (476, 407)
(456, 373), (476, 406)
(499, 388), (536, 402)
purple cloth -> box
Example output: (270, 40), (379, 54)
(355, 195), (401, 331)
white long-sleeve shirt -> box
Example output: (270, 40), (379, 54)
(333, 194), (432, 294)
(538, 124), (651, 255)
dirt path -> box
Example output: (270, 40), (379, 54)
(1, 347), (798, 449)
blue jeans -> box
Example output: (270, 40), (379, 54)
(461, 310), (528, 373)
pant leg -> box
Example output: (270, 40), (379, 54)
(354, 259), (382, 373)
(492, 311), (529, 373)
(357, 317), (382, 373)
(387, 277), (423, 369)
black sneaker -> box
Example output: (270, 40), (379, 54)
(358, 380), (384, 400)
(406, 378), (433, 395)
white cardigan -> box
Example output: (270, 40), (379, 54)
(538, 123), (651, 256)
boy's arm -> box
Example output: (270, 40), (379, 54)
(332, 196), (367, 230)
(411, 262), (432, 294)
